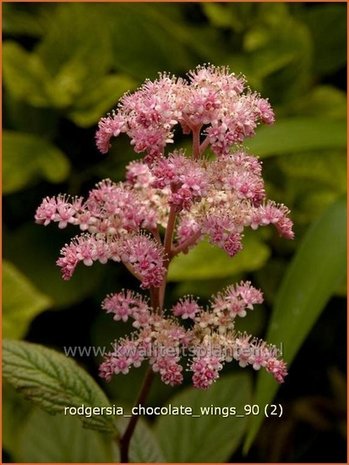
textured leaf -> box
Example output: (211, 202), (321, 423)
(3, 131), (70, 194)
(3, 339), (116, 433)
(246, 118), (346, 158)
(243, 197), (347, 452)
(129, 421), (165, 463)
(168, 235), (270, 281)
(15, 408), (114, 463)
(154, 373), (252, 462)
(3, 260), (52, 339)
(117, 417), (165, 463)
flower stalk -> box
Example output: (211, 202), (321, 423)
(119, 368), (154, 462)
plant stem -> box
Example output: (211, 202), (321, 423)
(159, 205), (177, 308)
(118, 160), (182, 461)
(119, 367), (155, 462)
(192, 126), (201, 160)
(150, 226), (162, 245)
(163, 205), (177, 258)
(199, 136), (210, 155)
(150, 287), (160, 313)
(119, 286), (160, 462)
(171, 230), (202, 257)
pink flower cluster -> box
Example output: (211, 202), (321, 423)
(96, 65), (274, 160)
(35, 150), (293, 283)
(35, 64), (292, 390)
(151, 151), (208, 211)
(35, 178), (167, 287)
(99, 282), (287, 389)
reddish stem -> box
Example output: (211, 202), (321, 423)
(119, 286), (160, 462)
(159, 205), (177, 308)
(119, 207), (177, 460)
(163, 205), (177, 259)
(119, 368), (154, 462)
(200, 136), (210, 155)
(171, 230), (202, 257)
(119, 124), (201, 461)
(192, 126), (201, 160)
(150, 226), (161, 245)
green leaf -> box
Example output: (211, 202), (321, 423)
(295, 188), (340, 225)
(288, 86), (347, 119)
(3, 260), (52, 339)
(3, 383), (32, 456)
(202, 3), (243, 30)
(5, 380), (163, 463)
(154, 373), (252, 462)
(3, 339), (116, 433)
(69, 74), (136, 127)
(168, 234), (270, 281)
(36, 3), (112, 78)
(245, 118), (346, 158)
(203, 3), (256, 32)
(278, 151), (346, 194)
(45, 60), (89, 109)
(4, 382), (113, 462)
(3, 131), (70, 194)
(5, 224), (106, 308)
(15, 408), (114, 462)
(129, 421), (165, 463)
(244, 6), (312, 101)
(244, 13), (310, 83)
(4, 6), (114, 110)
(117, 417), (165, 463)
(104, 4), (193, 78)
(243, 196), (347, 452)
(3, 42), (52, 107)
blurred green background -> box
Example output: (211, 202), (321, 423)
(3, 2), (346, 463)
